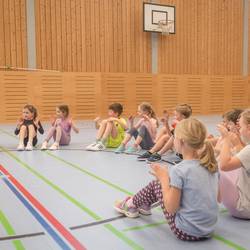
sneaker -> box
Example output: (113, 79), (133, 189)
(147, 152), (162, 162)
(49, 142), (59, 150)
(138, 204), (152, 215)
(91, 141), (106, 151)
(41, 141), (48, 150)
(17, 143), (25, 151)
(85, 142), (97, 150)
(114, 144), (126, 154)
(125, 146), (139, 154)
(25, 142), (33, 151)
(137, 151), (152, 161)
(114, 197), (139, 218)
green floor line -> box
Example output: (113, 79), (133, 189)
(123, 221), (167, 232)
(0, 147), (143, 250)
(122, 220), (246, 250)
(0, 210), (26, 250)
(46, 151), (133, 196)
(213, 234), (246, 250)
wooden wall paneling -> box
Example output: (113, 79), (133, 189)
(35, 0), (41, 69)
(231, 77), (248, 109)
(102, 73), (127, 116)
(0, 0), (5, 66)
(45, 0), (52, 70)
(186, 76), (203, 114)
(15, 0), (22, 67)
(3, 0), (11, 67)
(71, 0), (77, 71)
(157, 75), (180, 114)
(20, 0), (27, 67)
(50, 0), (57, 70)
(73, 73), (101, 119)
(135, 74), (154, 110)
(40, 73), (63, 119)
(90, 0), (96, 72)
(9, 0), (17, 67)
(209, 77), (225, 114)
(0, 73), (4, 122)
(3, 72), (29, 122)
(55, 0), (62, 71)
(223, 76), (232, 112)
(124, 74), (136, 116)
(94, 0), (101, 72)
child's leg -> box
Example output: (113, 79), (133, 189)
(158, 136), (174, 155)
(101, 121), (118, 142)
(54, 126), (62, 144)
(121, 127), (138, 146)
(134, 125), (154, 150)
(132, 180), (202, 241)
(219, 169), (245, 218)
(18, 125), (27, 145)
(96, 120), (108, 141)
(155, 127), (168, 142)
(44, 127), (57, 143)
(27, 125), (37, 144)
(149, 134), (170, 153)
(58, 126), (70, 145)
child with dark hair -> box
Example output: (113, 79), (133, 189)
(41, 105), (79, 150)
(86, 103), (128, 151)
(15, 104), (44, 151)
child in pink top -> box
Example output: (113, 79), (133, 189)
(41, 105), (79, 150)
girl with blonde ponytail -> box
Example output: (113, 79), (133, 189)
(114, 118), (219, 241)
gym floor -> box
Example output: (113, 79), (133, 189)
(0, 115), (249, 250)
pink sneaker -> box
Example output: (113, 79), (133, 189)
(114, 197), (139, 218)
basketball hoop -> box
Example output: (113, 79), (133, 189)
(158, 20), (174, 36)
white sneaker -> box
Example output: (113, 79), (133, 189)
(49, 142), (59, 150)
(91, 141), (106, 151)
(17, 143), (25, 151)
(41, 141), (48, 150)
(25, 142), (33, 151)
(85, 142), (97, 150)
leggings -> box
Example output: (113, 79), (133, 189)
(128, 125), (154, 150)
(132, 180), (206, 241)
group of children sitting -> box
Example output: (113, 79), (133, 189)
(14, 102), (250, 241)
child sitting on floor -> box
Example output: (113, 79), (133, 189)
(217, 109), (250, 219)
(86, 103), (128, 151)
(41, 105), (79, 150)
(115, 102), (158, 154)
(15, 104), (44, 151)
(114, 118), (219, 240)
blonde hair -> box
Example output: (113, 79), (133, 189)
(241, 109), (250, 124)
(175, 118), (217, 173)
(175, 104), (192, 118)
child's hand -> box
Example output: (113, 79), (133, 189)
(217, 124), (229, 138)
(94, 117), (101, 122)
(128, 115), (135, 121)
(17, 118), (23, 128)
(149, 163), (169, 183)
(142, 114), (150, 121)
(34, 117), (40, 127)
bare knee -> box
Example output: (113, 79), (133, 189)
(162, 134), (170, 142)
(20, 125), (27, 132)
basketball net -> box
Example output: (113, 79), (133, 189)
(158, 20), (174, 36)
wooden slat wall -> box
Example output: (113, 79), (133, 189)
(0, 71), (249, 123)
(0, 0), (27, 68)
(35, 0), (151, 73)
(158, 0), (243, 75)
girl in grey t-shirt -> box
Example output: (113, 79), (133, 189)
(218, 109), (250, 219)
(114, 118), (219, 240)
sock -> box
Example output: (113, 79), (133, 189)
(126, 197), (136, 208)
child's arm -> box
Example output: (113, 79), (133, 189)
(71, 120), (79, 133)
(217, 124), (242, 171)
(150, 164), (181, 214)
(107, 117), (128, 130)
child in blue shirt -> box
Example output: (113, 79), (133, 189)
(114, 118), (219, 240)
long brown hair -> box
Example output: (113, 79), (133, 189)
(23, 104), (37, 120)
